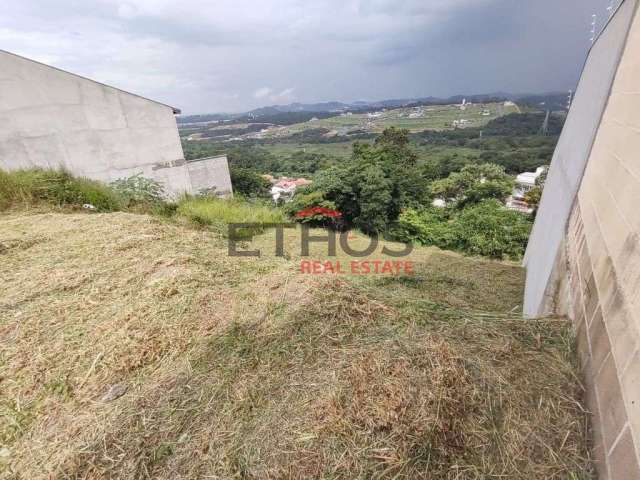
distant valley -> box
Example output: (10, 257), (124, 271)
(177, 92), (570, 125)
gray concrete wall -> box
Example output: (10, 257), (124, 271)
(0, 50), (231, 198)
(522, 3), (640, 476)
(187, 156), (233, 197)
(523, 0), (640, 317)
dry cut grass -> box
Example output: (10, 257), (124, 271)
(0, 212), (592, 479)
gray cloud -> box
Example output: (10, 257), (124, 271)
(0, 0), (611, 113)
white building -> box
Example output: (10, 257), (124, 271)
(514, 166), (546, 198)
(452, 119), (470, 127)
(507, 166), (546, 213)
(270, 178), (312, 203)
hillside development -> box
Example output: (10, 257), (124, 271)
(0, 210), (592, 479)
(180, 102), (521, 143)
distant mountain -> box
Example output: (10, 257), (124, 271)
(176, 113), (231, 124)
(246, 106), (283, 117)
(176, 92), (569, 124)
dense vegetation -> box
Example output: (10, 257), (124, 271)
(229, 167), (271, 198)
(275, 129), (532, 259)
(178, 111), (561, 259)
(394, 201), (532, 259)
(289, 128), (429, 234)
(430, 163), (514, 207)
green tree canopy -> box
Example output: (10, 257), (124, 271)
(395, 200), (532, 259)
(305, 128), (429, 234)
(230, 167), (271, 198)
(430, 163), (514, 208)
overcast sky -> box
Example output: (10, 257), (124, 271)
(1, 0), (614, 114)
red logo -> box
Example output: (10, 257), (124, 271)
(295, 206), (343, 219)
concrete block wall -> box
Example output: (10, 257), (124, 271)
(527, 2), (640, 478)
(564, 8), (640, 475)
(567, 205), (640, 478)
(0, 50), (232, 198)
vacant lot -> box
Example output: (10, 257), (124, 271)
(0, 212), (591, 479)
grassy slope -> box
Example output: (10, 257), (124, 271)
(0, 212), (592, 479)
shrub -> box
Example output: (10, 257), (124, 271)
(393, 207), (457, 248)
(430, 163), (514, 208)
(177, 197), (285, 239)
(0, 169), (123, 211)
(450, 200), (532, 259)
(394, 200), (532, 260)
(109, 174), (165, 209)
(229, 167), (271, 198)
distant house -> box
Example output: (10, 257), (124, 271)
(270, 177), (312, 203)
(452, 119), (470, 128)
(506, 166), (546, 213)
(0, 49), (232, 198)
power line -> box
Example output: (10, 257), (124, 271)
(540, 110), (550, 136)
(607, 0), (617, 19)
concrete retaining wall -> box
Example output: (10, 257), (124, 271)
(524, 1), (640, 477)
(0, 50), (231, 198)
(187, 156), (233, 197)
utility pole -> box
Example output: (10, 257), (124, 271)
(540, 110), (550, 136)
